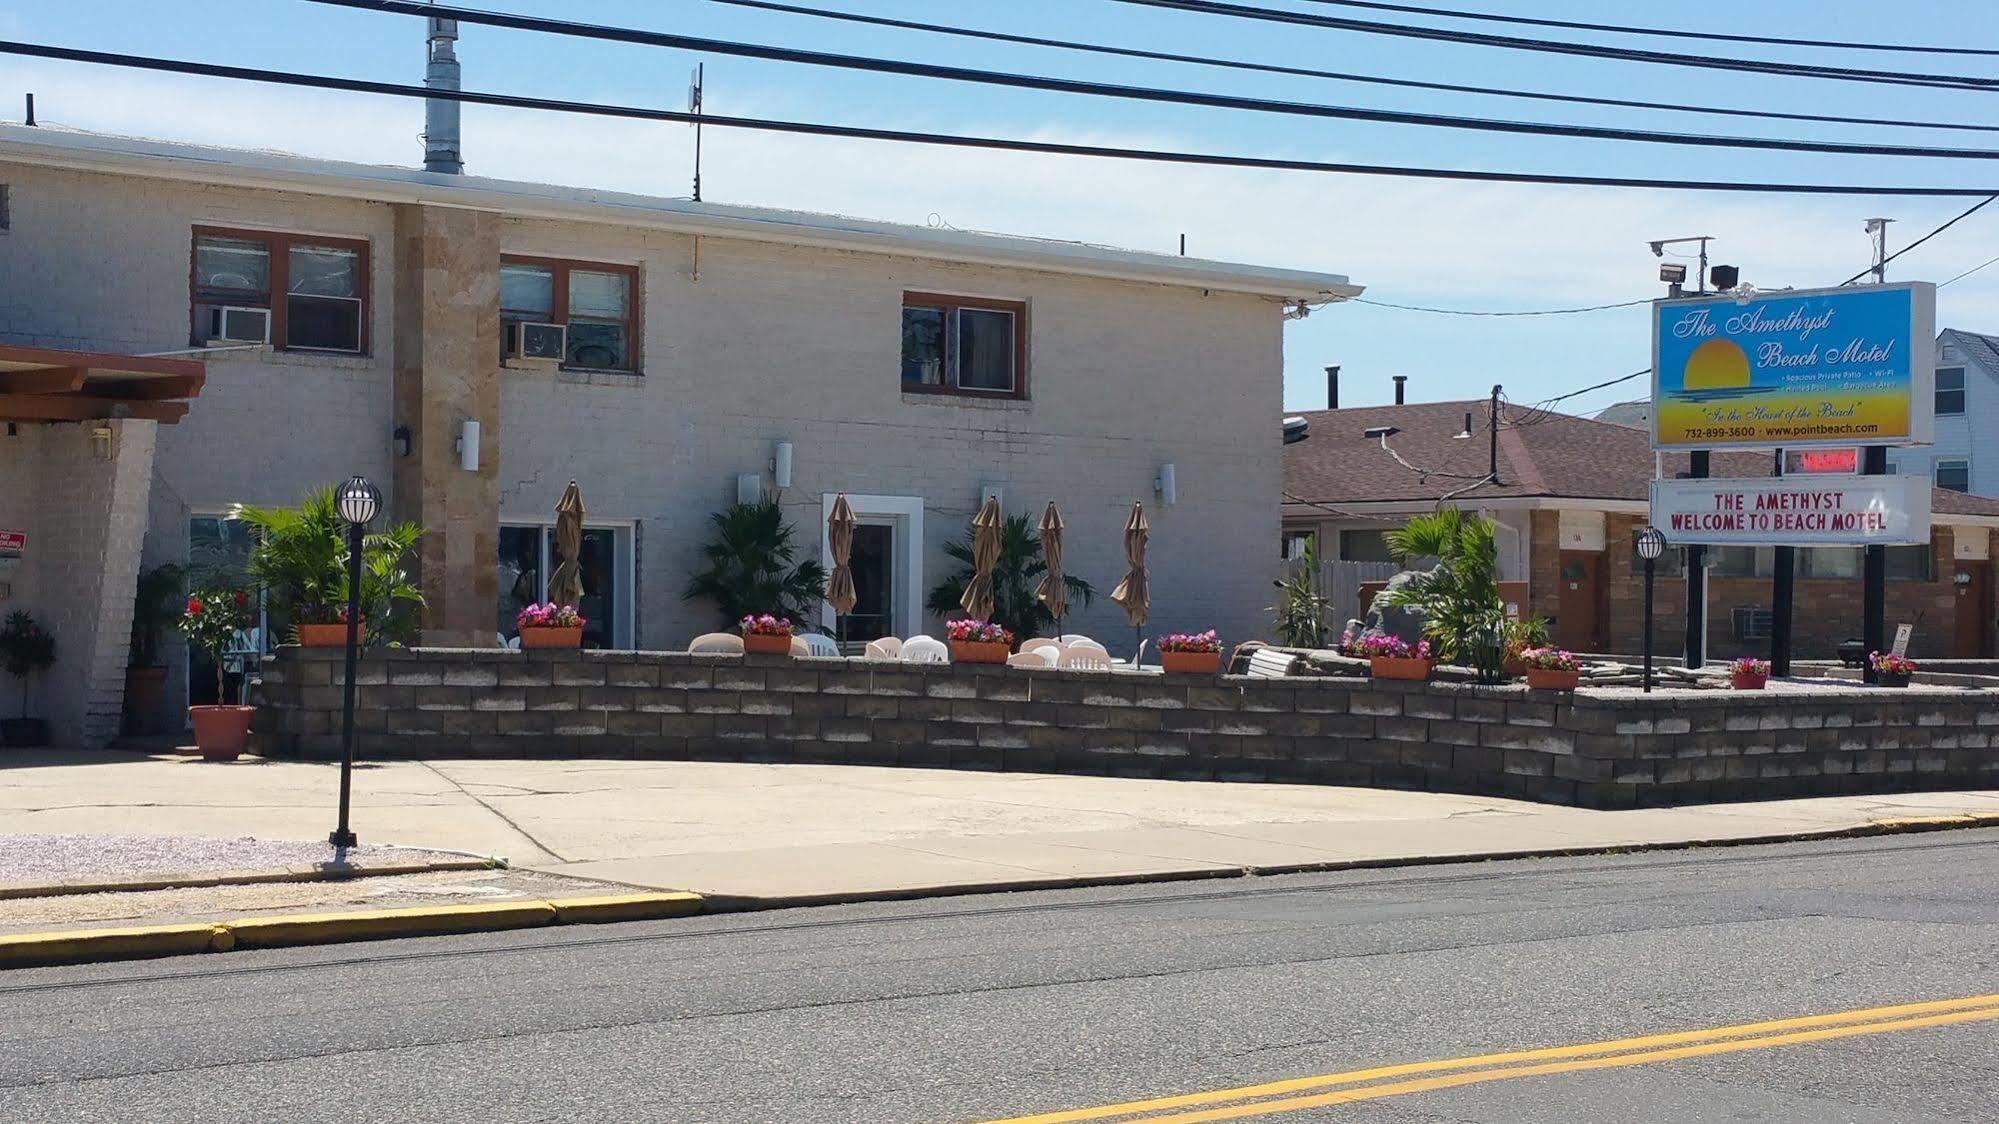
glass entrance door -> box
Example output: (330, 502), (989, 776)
(840, 523), (894, 644)
(498, 523), (628, 648)
(186, 515), (260, 706)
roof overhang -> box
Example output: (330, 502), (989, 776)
(0, 126), (1364, 303)
(0, 344), (204, 424)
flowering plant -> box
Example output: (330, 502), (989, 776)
(1519, 646), (1581, 672)
(947, 618), (1014, 645)
(518, 603), (585, 630)
(739, 613), (793, 637)
(1158, 629), (1221, 654)
(178, 587), (254, 702)
(295, 602), (361, 625)
(1869, 651), (1917, 676)
(1342, 630), (1432, 661)
(1730, 656), (1771, 677)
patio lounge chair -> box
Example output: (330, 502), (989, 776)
(900, 635), (949, 663)
(688, 633), (745, 655)
(863, 637), (903, 660)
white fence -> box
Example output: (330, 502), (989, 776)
(1283, 559), (1400, 630)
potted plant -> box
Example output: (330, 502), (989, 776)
(0, 611), (56, 748)
(1501, 614), (1552, 677)
(1158, 629), (1222, 674)
(516, 603), (585, 649)
(927, 512), (1095, 643)
(124, 563), (182, 735)
(685, 500), (828, 627)
(1730, 656), (1771, 691)
(740, 613), (795, 656)
(1870, 651), (1916, 688)
(294, 605), (362, 648)
(1520, 646), (1582, 691)
(234, 486), (423, 647)
(178, 586), (255, 760)
(1345, 630), (1434, 681)
(1379, 510), (1508, 684)
(947, 618), (1014, 664)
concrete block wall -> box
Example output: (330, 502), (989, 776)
(257, 647), (1999, 808)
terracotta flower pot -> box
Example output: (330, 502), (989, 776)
(1370, 656), (1433, 681)
(1160, 649), (1221, 675)
(1525, 667), (1581, 691)
(950, 639), (1011, 664)
(519, 625), (584, 649)
(1878, 670), (1912, 688)
(1503, 654), (1528, 678)
(123, 665), (169, 734)
(188, 704), (255, 761)
(296, 621), (360, 647)
(743, 632), (793, 655)
(1732, 671), (1768, 691)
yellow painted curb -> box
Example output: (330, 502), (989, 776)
(1870, 812), (1999, 830)
(0, 923), (230, 968)
(223, 901), (559, 949)
(546, 892), (705, 925)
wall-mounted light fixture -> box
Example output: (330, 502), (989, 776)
(90, 424), (113, 461)
(773, 441), (794, 489)
(455, 419), (480, 471)
(393, 424), (411, 459)
(1155, 463), (1177, 506)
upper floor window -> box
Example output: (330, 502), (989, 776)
(500, 256), (639, 372)
(1936, 366), (1966, 416)
(1937, 459), (1971, 493)
(191, 227), (367, 353)
(900, 293), (1026, 397)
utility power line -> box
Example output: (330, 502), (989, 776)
(695, 0), (1999, 136)
(1291, 0), (1999, 58)
(1940, 252), (1999, 288)
(304, 0), (1999, 161)
(1838, 195), (1999, 284)
(10, 40), (1998, 198)
(1353, 296), (1652, 316)
(1106, 0), (1999, 92)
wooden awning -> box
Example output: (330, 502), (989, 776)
(0, 344), (205, 424)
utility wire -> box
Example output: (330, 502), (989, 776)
(1290, 0), (1999, 58)
(1105, 0), (1999, 92)
(14, 40), (1998, 197)
(1940, 252), (1999, 287)
(1353, 296), (1652, 316)
(1838, 195), (1999, 284)
(695, 0), (1999, 136)
(301, 1), (1999, 161)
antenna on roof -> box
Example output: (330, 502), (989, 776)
(689, 63), (705, 202)
(23, 93), (34, 127)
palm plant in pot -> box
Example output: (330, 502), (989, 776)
(123, 563), (183, 735)
(179, 585), (256, 760)
(1380, 510), (1508, 684)
(234, 486), (423, 646)
(685, 500), (827, 627)
(0, 610), (56, 748)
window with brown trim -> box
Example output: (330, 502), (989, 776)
(500, 255), (642, 373)
(190, 226), (369, 354)
(900, 292), (1026, 397)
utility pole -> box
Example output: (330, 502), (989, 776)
(1488, 384), (1502, 485)
(689, 63), (705, 202)
(1865, 218), (1894, 283)
(1771, 448), (1795, 678)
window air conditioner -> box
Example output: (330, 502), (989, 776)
(206, 306), (271, 345)
(507, 321), (566, 363)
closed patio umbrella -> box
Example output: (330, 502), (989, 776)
(825, 494), (858, 626)
(1110, 502), (1150, 650)
(960, 495), (1003, 623)
(549, 480), (586, 609)
(1034, 501), (1067, 632)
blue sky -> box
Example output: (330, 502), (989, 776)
(5, 0), (1996, 412)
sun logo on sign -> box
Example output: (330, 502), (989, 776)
(1681, 338), (1751, 390)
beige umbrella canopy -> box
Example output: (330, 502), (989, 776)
(548, 480), (586, 608)
(1034, 501), (1067, 627)
(959, 495), (1004, 622)
(1110, 501), (1150, 628)
(825, 493), (858, 617)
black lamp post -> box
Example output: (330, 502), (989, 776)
(1635, 527), (1666, 694)
(330, 474), (380, 850)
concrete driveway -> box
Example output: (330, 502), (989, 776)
(4, 749), (1997, 904)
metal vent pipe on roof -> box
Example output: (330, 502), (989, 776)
(1325, 365), (1340, 409)
(1392, 374), (1407, 405)
(423, 15), (464, 174)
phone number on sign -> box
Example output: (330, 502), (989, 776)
(1679, 426), (1759, 440)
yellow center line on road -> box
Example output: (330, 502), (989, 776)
(980, 993), (1999, 1124)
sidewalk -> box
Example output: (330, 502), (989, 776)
(6, 749), (1997, 908)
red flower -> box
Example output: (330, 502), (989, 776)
(232, 590), (248, 606)
(186, 596), (202, 615)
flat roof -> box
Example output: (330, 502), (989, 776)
(0, 124), (1363, 302)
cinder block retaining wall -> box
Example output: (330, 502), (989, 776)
(254, 647), (1999, 809)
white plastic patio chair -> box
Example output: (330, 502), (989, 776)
(900, 635), (950, 663)
(1007, 648), (1056, 668)
(1059, 648), (1114, 671)
(688, 632), (745, 655)
(863, 637), (904, 660)
(789, 635), (812, 657)
(1020, 638), (1061, 660)
(1060, 635), (1108, 654)
(797, 633), (841, 658)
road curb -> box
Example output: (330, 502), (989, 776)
(0, 858), (502, 901)
(0, 922), (232, 968)
(546, 891), (704, 924)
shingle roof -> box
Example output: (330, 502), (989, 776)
(1941, 328), (1999, 374)
(1283, 399), (1999, 518)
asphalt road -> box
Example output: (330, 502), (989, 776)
(3, 831), (1995, 1123)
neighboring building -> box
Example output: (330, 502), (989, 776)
(1593, 399), (1650, 429)
(0, 124), (1360, 745)
(1282, 399), (1999, 660)
(1888, 329), (1999, 498)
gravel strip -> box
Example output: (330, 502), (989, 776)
(0, 833), (479, 885)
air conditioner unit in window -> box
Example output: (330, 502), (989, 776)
(506, 321), (565, 364)
(205, 306), (270, 345)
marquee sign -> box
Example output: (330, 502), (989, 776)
(1652, 282), (1935, 451)
(1650, 476), (1931, 547)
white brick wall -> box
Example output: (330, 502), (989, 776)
(1, 160), (1286, 663)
